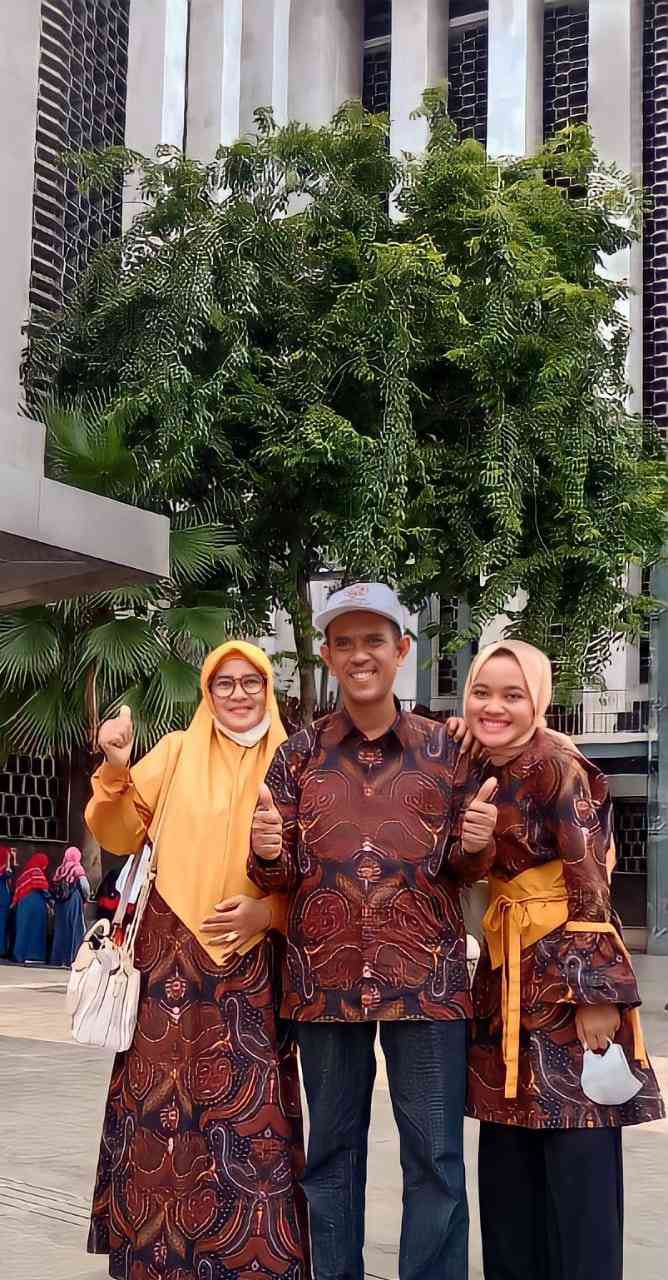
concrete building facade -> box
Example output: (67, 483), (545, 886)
(0, 1), (169, 608)
(1, 2), (666, 948)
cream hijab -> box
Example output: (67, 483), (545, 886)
(463, 639), (553, 763)
(131, 640), (286, 962)
(463, 639), (616, 876)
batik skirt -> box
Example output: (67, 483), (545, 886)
(88, 891), (310, 1280)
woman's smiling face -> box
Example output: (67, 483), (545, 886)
(210, 656), (267, 733)
(466, 652), (534, 751)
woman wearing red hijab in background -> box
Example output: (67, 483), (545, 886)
(453, 640), (664, 1280)
(0, 844), (15, 957)
(51, 846), (90, 966)
(0, 845), (16, 956)
(11, 851), (51, 964)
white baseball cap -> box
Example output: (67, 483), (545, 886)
(314, 582), (405, 635)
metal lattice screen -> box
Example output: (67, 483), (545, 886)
(613, 799), (648, 875)
(0, 754), (67, 843)
(437, 598), (460, 697)
(448, 21), (489, 145)
(543, 3), (589, 139)
(363, 43), (392, 115)
(29, 0), (130, 327)
(643, 0), (668, 444)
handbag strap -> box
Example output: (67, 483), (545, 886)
(111, 847), (147, 927)
(110, 744), (181, 954)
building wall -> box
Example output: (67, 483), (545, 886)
(29, 1), (130, 328)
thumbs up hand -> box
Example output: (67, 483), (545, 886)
(462, 777), (498, 853)
(98, 705), (135, 769)
(252, 782), (283, 860)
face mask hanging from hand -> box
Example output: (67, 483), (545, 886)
(581, 1040), (643, 1107)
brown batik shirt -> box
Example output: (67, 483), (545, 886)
(466, 729), (665, 1129)
(248, 706), (494, 1022)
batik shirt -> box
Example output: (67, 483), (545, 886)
(466, 729), (665, 1129)
(249, 707), (494, 1022)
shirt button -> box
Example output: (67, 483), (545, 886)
(362, 964), (372, 978)
(362, 840), (372, 851)
(363, 786), (373, 797)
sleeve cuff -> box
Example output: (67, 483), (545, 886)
(98, 761), (132, 790)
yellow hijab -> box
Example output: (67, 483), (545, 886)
(463, 639), (616, 876)
(132, 640), (286, 963)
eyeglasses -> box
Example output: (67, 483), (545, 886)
(210, 674), (267, 697)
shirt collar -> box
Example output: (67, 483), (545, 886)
(322, 699), (415, 749)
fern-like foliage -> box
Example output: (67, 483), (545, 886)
(12, 96), (666, 741)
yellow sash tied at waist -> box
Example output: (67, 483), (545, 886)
(482, 860), (647, 1099)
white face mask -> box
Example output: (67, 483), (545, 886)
(581, 1041), (643, 1107)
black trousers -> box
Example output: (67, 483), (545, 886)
(478, 1121), (624, 1280)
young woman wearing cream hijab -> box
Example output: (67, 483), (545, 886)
(451, 640), (663, 1280)
(85, 641), (309, 1280)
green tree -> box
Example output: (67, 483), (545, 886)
(12, 96), (665, 762)
(397, 97), (667, 687)
(25, 105), (461, 722)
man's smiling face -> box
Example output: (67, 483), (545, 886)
(321, 611), (411, 709)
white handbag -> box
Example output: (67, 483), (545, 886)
(67, 831), (160, 1053)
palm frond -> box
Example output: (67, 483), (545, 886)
(79, 618), (164, 687)
(3, 680), (86, 756)
(169, 524), (246, 586)
(41, 393), (140, 496)
(159, 605), (234, 656)
(143, 657), (201, 727)
(0, 609), (62, 685)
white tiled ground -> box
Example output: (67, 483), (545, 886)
(1, 958), (666, 1280)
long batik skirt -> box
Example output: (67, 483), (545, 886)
(88, 891), (310, 1280)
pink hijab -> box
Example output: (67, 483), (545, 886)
(53, 846), (86, 886)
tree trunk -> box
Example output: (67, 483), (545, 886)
(82, 824), (102, 892)
(290, 569), (317, 727)
(68, 744), (102, 889)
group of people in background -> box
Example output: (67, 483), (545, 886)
(0, 842), (90, 966)
(80, 579), (663, 1280)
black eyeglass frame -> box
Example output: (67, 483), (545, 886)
(210, 674), (267, 697)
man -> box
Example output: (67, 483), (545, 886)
(250, 583), (497, 1280)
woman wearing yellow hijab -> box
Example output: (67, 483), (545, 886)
(85, 641), (309, 1280)
(455, 640), (664, 1280)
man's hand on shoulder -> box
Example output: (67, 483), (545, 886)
(445, 715), (482, 759)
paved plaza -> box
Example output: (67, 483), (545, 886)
(1, 957), (667, 1280)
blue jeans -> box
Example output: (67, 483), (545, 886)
(295, 1019), (468, 1280)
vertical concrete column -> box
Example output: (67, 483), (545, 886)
(186, 0), (242, 160)
(288, 0), (363, 127)
(239, 0), (291, 134)
(487, 0), (544, 157)
(588, 0), (644, 415)
(124, 0), (189, 221)
(588, 1), (644, 700)
(125, 0), (188, 153)
(0, 0), (41, 417)
(390, 0), (450, 156)
(648, 561), (668, 955)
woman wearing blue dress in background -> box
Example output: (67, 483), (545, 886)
(11, 852), (51, 964)
(51, 846), (90, 966)
(0, 845), (15, 956)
